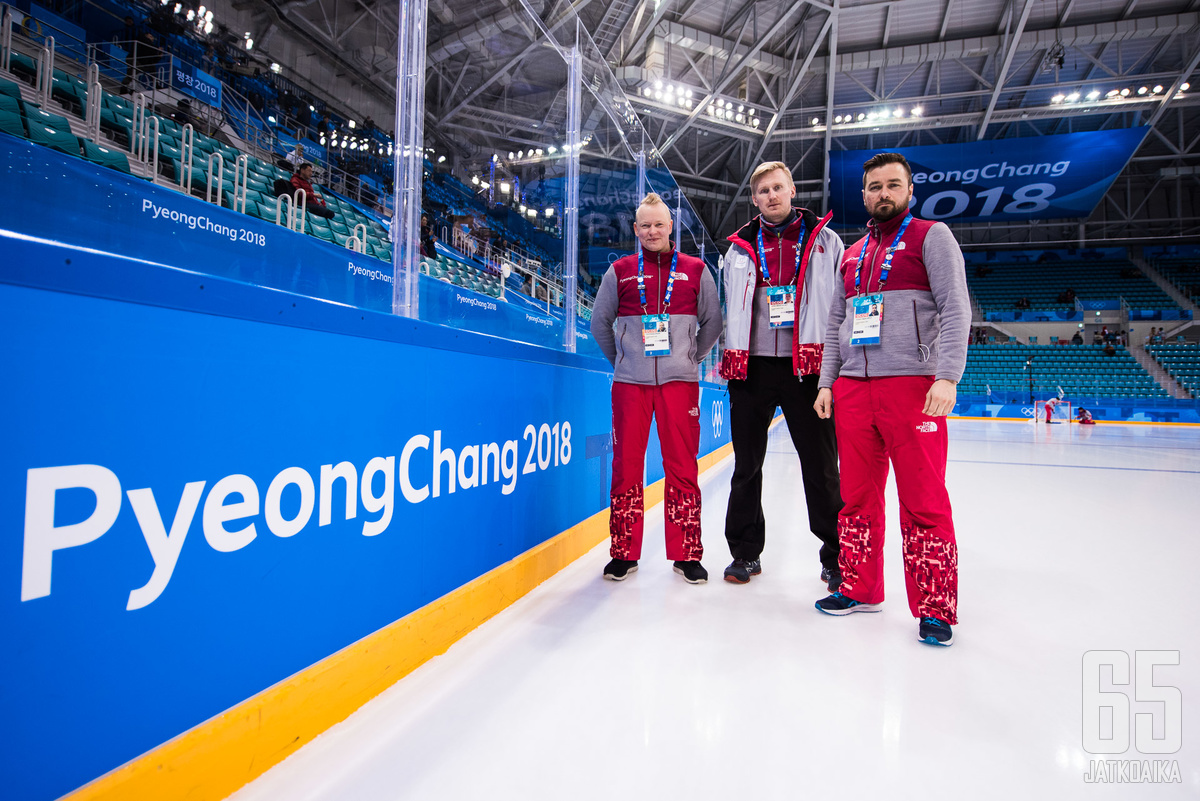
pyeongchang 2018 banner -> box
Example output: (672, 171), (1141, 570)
(829, 127), (1148, 227)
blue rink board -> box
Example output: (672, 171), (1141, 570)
(0, 237), (731, 801)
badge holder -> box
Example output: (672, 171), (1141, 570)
(850, 293), (884, 346)
(642, 314), (671, 356)
(767, 286), (795, 329)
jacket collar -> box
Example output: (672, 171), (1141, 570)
(866, 209), (912, 239)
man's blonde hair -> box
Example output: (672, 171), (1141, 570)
(639, 192), (671, 215)
(749, 161), (794, 192)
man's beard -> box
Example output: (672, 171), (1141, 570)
(870, 198), (909, 222)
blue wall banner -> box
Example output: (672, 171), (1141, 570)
(0, 232), (733, 801)
(829, 127), (1149, 227)
(169, 56), (222, 108)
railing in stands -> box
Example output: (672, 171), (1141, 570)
(180, 122), (195, 192)
(83, 62), (100, 140)
(1, 7), (11, 72)
(35, 37), (53, 107)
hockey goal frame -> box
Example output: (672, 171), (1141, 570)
(1033, 399), (1073, 424)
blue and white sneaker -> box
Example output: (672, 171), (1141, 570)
(918, 617), (954, 646)
(814, 591), (882, 615)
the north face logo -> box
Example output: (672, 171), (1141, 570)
(916, 421), (938, 433)
(689, 407), (700, 417)
(817, 245), (824, 253)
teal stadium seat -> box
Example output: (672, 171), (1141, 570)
(79, 138), (131, 174)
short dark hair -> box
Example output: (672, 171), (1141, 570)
(862, 153), (912, 187)
(296, 161), (313, 172)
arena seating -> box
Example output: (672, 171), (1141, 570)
(967, 259), (1179, 312)
(1147, 343), (1200, 397)
(1148, 256), (1200, 306)
(959, 344), (1169, 398)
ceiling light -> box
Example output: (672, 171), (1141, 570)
(1066, 92), (1080, 102)
(471, 175), (480, 185)
(270, 62), (281, 73)
(857, 113), (866, 121)
(348, 120), (356, 129)
(1182, 83), (1190, 91)
(751, 118), (760, 128)
(1153, 85), (1164, 94)
(536, 148), (543, 155)
(911, 106), (923, 117)
(527, 209), (537, 217)
(1051, 94), (1065, 103)
(735, 114), (744, 123)
(500, 182), (511, 193)
(811, 117), (820, 125)
(519, 205), (527, 213)
(437, 155), (446, 163)
(545, 208), (554, 217)
(654, 91), (663, 100)
(1120, 88), (1131, 97)
(654, 80), (662, 90)
(893, 108), (904, 117)
(1086, 90), (1100, 100)
(686, 90), (693, 99)
(1106, 89), (1119, 98)
(834, 115), (843, 123)
(203, 20), (213, 32)
(1137, 86), (1148, 95)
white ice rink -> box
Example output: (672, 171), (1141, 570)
(230, 419), (1200, 800)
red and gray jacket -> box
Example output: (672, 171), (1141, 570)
(818, 213), (970, 388)
(719, 208), (844, 380)
(590, 246), (722, 386)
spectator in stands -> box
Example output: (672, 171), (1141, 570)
(420, 214), (437, 258)
(973, 264), (993, 278)
(1014, 296), (1031, 310)
(1153, 329), (1165, 345)
(813, 151), (969, 648)
(1119, 330), (1128, 347)
(717, 161), (844, 590)
(291, 163), (335, 219)
(590, 192), (721, 585)
(1071, 330), (1084, 346)
(1104, 342), (1117, 357)
(1093, 329), (1104, 345)
(1056, 288), (1076, 304)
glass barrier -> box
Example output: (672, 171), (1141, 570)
(0, 0), (727, 366)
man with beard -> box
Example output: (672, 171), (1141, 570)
(812, 153), (969, 647)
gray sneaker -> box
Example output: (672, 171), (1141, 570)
(723, 558), (762, 584)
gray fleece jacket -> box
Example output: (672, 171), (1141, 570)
(819, 214), (970, 388)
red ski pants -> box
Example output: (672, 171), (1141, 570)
(832, 375), (959, 624)
(609, 381), (703, 562)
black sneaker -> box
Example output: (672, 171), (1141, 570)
(814, 591), (882, 615)
(918, 617), (954, 646)
(603, 558), (638, 581)
(820, 566), (843, 593)
(723, 558), (762, 584)
(673, 560), (708, 584)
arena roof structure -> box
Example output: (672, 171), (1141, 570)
(225, 0), (1200, 242)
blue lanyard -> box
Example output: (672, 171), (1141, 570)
(637, 248), (678, 312)
(854, 212), (913, 294)
(756, 220), (806, 288)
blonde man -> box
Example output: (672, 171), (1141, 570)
(591, 193), (722, 583)
(719, 162), (845, 587)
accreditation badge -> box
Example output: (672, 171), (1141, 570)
(850, 294), (884, 346)
(767, 286), (795, 328)
(642, 314), (671, 356)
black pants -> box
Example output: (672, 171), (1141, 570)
(724, 356), (842, 570)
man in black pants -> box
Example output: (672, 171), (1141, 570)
(718, 162), (845, 589)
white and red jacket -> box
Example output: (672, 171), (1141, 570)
(719, 208), (844, 380)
